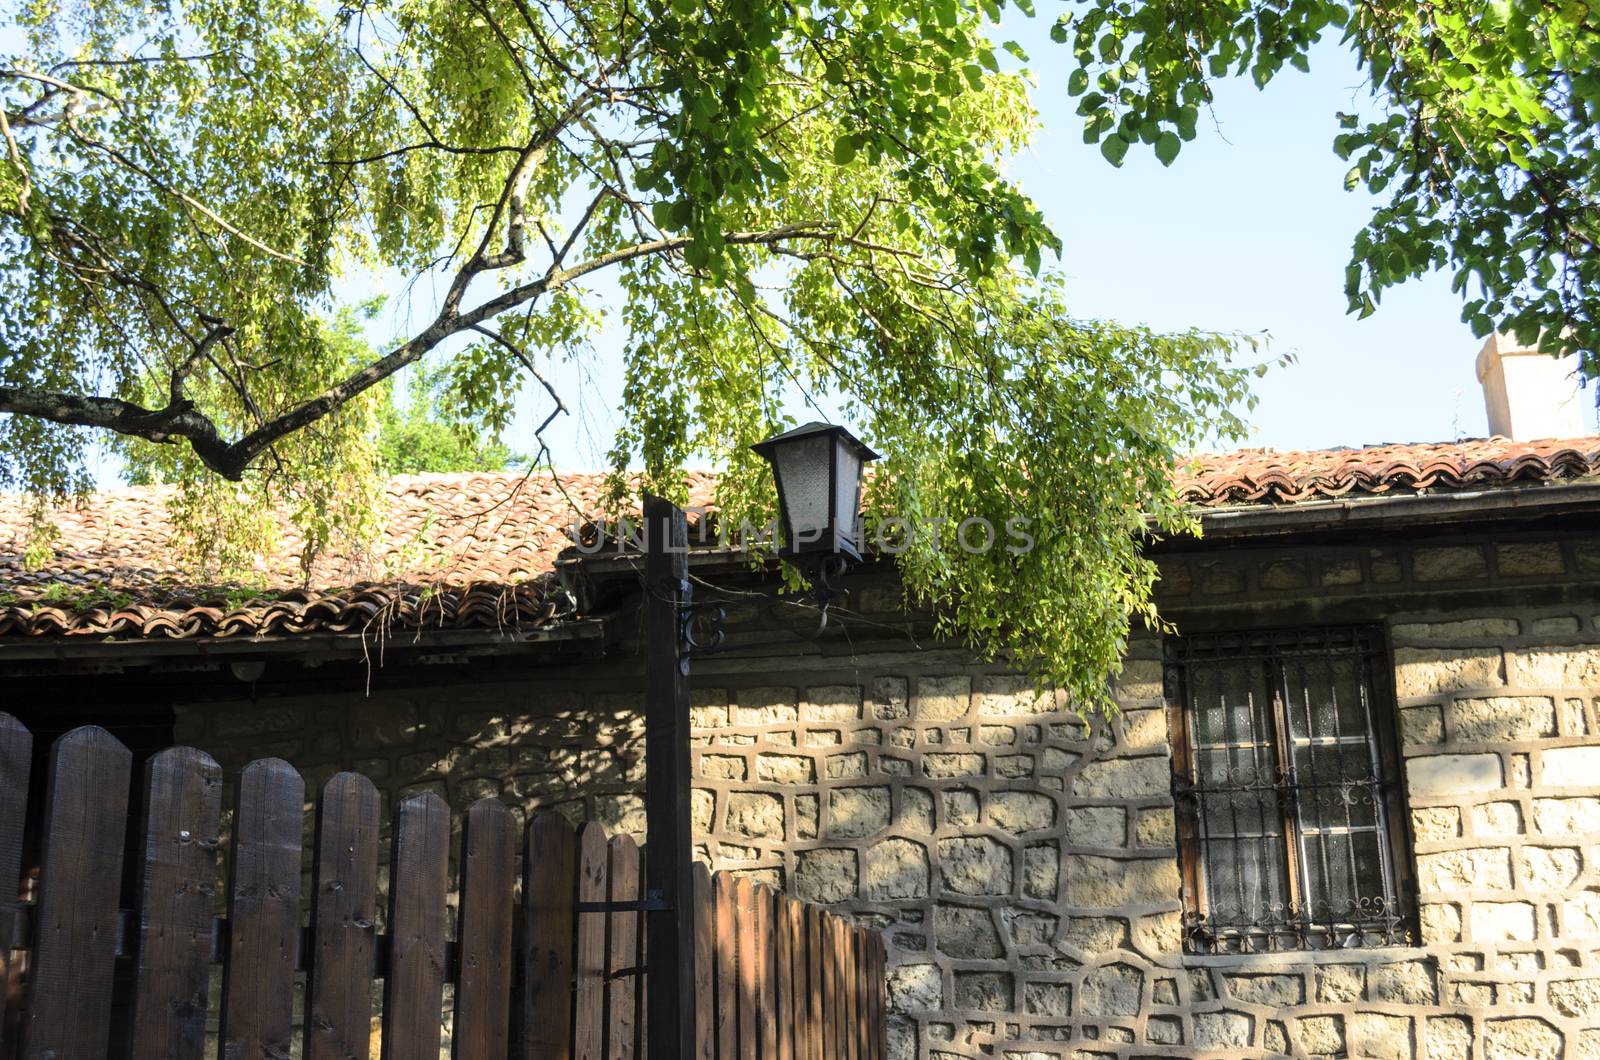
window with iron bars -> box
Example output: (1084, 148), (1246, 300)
(1164, 626), (1416, 954)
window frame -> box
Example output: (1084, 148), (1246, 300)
(1163, 624), (1417, 954)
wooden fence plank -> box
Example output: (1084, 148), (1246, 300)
(692, 864), (715, 1060)
(845, 924), (860, 1060)
(453, 798), (515, 1060)
(805, 905), (824, 1060)
(382, 792), (450, 1060)
(829, 915), (847, 1060)
(219, 757), (305, 1060)
(773, 892), (793, 1060)
(870, 933), (888, 1060)
(573, 822), (609, 1060)
(305, 772), (381, 1060)
(524, 812), (577, 1060)
(785, 897), (807, 1060)
(130, 746), (224, 1060)
(714, 873), (737, 1060)
(735, 877), (758, 1060)
(606, 834), (641, 1060)
(757, 886), (777, 1060)
(23, 725), (132, 1060)
(0, 714), (32, 1008)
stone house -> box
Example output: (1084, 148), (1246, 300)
(4, 339), (1600, 1058)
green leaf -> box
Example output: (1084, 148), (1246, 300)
(833, 135), (858, 165)
(1154, 131), (1180, 166)
(1100, 136), (1129, 166)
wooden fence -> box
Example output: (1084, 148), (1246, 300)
(0, 716), (886, 1059)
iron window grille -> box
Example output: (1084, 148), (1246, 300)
(1164, 626), (1416, 954)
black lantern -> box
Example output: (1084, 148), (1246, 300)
(752, 421), (879, 563)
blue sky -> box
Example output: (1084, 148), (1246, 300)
(475, 23), (1597, 471)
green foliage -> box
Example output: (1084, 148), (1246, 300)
(0, 0), (1265, 708)
(1057, 0), (1600, 365)
(376, 363), (527, 476)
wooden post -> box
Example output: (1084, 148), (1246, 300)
(643, 493), (696, 1059)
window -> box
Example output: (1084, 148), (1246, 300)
(1165, 626), (1415, 954)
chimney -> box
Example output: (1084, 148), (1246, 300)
(1475, 333), (1587, 441)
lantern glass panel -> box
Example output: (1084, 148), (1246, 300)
(774, 432), (834, 549)
(832, 444), (864, 544)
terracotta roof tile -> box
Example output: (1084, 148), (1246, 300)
(0, 471), (715, 641)
(1176, 436), (1600, 507)
(2, 436), (1597, 641)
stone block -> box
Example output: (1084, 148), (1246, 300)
(802, 686), (861, 722)
(1483, 1018), (1562, 1060)
(1406, 754), (1503, 797)
(1394, 647), (1504, 699)
(1119, 708), (1168, 749)
(1063, 806), (1126, 848)
(1550, 978), (1600, 1019)
(1022, 843), (1059, 900)
(596, 793), (646, 837)
(1470, 901), (1536, 941)
(1224, 972), (1304, 1006)
(871, 677), (909, 720)
(1423, 1016), (1472, 1060)
(1412, 806), (1462, 842)
(886, 963), (942, 1013)
(1193, 1011), (1253, 1051)
(863, 837), (930, 900)
(1508, 646), (1600, 688)
(952, 971), (1011, 1012)
(827, 786), (890, 839)
(825, 751), (867, 779)
(1533, 615), (1583, 635)
(1498, 542), (1565, 576)
(1135, 808), (1174, 849)
(922, 753), (986, 779)
(914, 675), (972, 721)
(1449, 696), (1556, 742)
(733, 687), (798, 726)
(1420, 901), (1462, 943)
(1471, 801), (1522, 837)
(1315, 963), (1364, 1003)
(1298, 1015), (1346, 1055)
(942, 789), (980, 827)
(988, 791), (1057, 834)
(1419, 847), (1512, 891)
(898, 787), (934, 834)
(1023, 981), (1071, 1018)
(1112, 659), (1163, 701)
(1078, 963), (1143, 1017)
(1533, 796), (1600, 834)
(976, 675), (1060, 716)
(1393, 618), (1520, 640)
(1063, 854), (1179, 907)
(755, 752), (815, 784)
(1414, 546), (1488, 581)
(700, 753), (746, 780)
(1562, 890), (1600, 934)
(692, 789), (715, 833)
(793, 848), (857, 903)
(1542, 746), (1600, 787)
(1522, 846), (1581, 890)
(1259, 557), (1310, 590)
(794, 794), (817, 839)
(1351, 1012), (1413, 1058)
(1146, 1015), (1183, 1045)
(937, 836), (1013, 896)
(1070, 756), (1169, 799)
(1370, 960), (1437, 1004)
(725, 791), (785, 839)
(1401, 705), (1444, 746)
(934, 905), (1004, 959)
(1057, 916), (1127, 957)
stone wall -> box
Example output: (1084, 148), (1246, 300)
(175, 532), (1600, 1058)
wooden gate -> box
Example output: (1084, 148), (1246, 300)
(0, 716), (886, 1058)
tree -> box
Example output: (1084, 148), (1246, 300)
(376, 364), (527, 476)
(1057, 0), (1600, 361)
(2, 0), (1295, 711)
